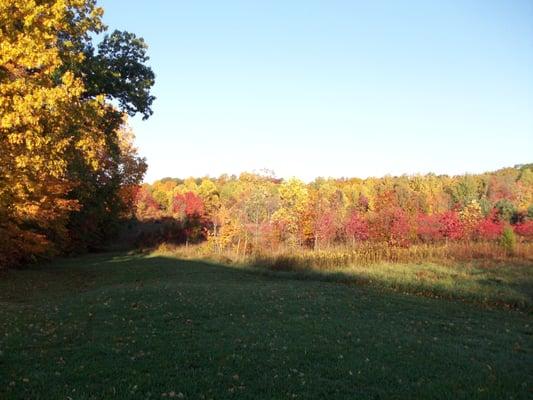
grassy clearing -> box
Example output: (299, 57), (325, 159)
(154, 244), (533, 309)
(1, 252), (532, 399)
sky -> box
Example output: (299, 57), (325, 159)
(98, 0), (533, 183)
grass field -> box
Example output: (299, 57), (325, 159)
(155, 243), (533, 309)
(1, 252), (532, 399)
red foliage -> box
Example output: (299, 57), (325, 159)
(345, 211), (369, 242)
(370, 208), (410, 246)
(172, 192), (205, 218)
(357, 194), (369, 212)
(438, 211), (463, 240)
(389, 208), (411, 245)
(315, 210), (337, 245)
(135, 186), (161, 220)
(171, 192), (208, 243)
(416, 213), (443, 242)
(119, 184), (142, 216)
(475, 211), (504, 240)
(513, 221), (533, 238)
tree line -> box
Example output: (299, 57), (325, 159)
(134, 166), (533, 253)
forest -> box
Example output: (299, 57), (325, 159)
(133, 167), (533, 258)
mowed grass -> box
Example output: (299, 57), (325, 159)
(0, 253), (532, 399)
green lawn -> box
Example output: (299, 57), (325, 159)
(0, 253), (532, 399)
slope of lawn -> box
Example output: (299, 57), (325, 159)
(153, 244), (533, 309)
(0, 252), (532, 399)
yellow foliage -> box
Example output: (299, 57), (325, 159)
(0, 0), (111, 265)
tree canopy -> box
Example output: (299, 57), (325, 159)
(0, 0), (154, 267)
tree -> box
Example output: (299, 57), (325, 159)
(242, 180), (277, 249)
(1, 0), (102, 265)
(0, 0), (154, 266)
(66, 120), (147, 250)
(79, 30), (155, 119)
(198, 179), (221, 224)
(345, 212), (369, 244)
(500, 227), (516, 254)
(135, 185), (161, 220)
(172, 192), (207, 243)
(447, 175), (483, 208)
(272, 178), (308, 246)
(369, 207), (411, 246)
(459, 200), (483, 239)
(307, 180), (345, 248)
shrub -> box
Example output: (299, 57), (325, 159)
(475, 211), (504, 240)
(439, 211), (463, 240)
(513, 221), (533, 239)
(416, 213), (443, 242)
(500, 227), (516, 254)
(494, 199), (516, 222)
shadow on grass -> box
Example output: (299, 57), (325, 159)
(1, 251), (532, 311)
(0, 252), (266, 304)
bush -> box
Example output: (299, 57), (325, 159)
(513, 220), (533, 239)
(494, 199), (516, 222)
(500, 227), (516, 254)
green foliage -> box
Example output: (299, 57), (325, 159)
(81, 30), (156, 119)
(447, 175), (482, 207)
(495, 199), (516, 222)
(500, 227), (516, 254)
(479, 197), (492, 216)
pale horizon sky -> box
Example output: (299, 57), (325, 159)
(99, 0), (533, 183)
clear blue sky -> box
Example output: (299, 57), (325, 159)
(99, 0), (533, 182)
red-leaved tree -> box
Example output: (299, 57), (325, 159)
(345, 211), (369, 244)
(370, 208), (410, 246)
(315, 210), (337, 248)
(172, 192), (207, 242)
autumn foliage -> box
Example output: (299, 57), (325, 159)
(0, 0), (153, 267)
(1, 2), (532, 268)
(134, 166), (533, 256)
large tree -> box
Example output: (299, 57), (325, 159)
(0, 0), (154, 266)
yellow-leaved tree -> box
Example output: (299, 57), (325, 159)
(0, 0), (153, 267)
